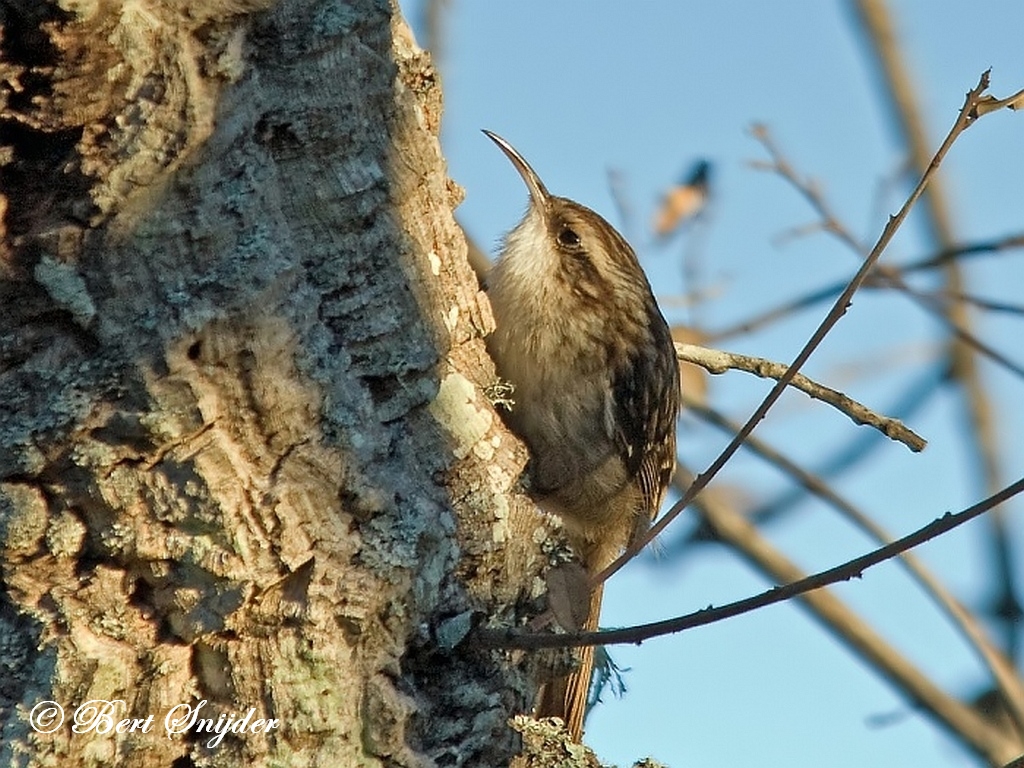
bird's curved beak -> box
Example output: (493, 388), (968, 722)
(483, 130), (551, 210)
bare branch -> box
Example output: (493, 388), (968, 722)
(476, 475), (1024, 649)
(675, 342), (926, 451)
(709, 232), (1024, 342)
(706, 282), (842, 342)
(974, 87), (1024, 116)
(903, 286), (1024, 318)
(902, 233), (1024, 273)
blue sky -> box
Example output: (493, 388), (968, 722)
(399, 3), (1024, 765)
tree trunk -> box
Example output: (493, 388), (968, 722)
(0, 1), (552, 765)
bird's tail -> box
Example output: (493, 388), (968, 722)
(535, 581), (604, 741)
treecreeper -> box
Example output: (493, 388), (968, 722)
(483, 130), (681, 741)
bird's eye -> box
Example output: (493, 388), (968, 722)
(558, 227), (581, 247)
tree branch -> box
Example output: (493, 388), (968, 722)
(675, 342), (926, 451)
(476, 475), (1024, 650)
(707, 231), (1024, 342)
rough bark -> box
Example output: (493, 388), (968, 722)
(0, 1), (555, 765)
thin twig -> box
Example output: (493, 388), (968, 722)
(750, 126), (866, 254)
(903, 286), (1024, 317)
(706, 282), (843, 342)
(476, 475), (1024, 650)
(675, 342), (926, 451)
(708, 232), (1024, 342)
(902, 233), (1024, 273)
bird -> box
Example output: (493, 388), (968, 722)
(482, 129), (681, 741)
(652, 159), (712, 239)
